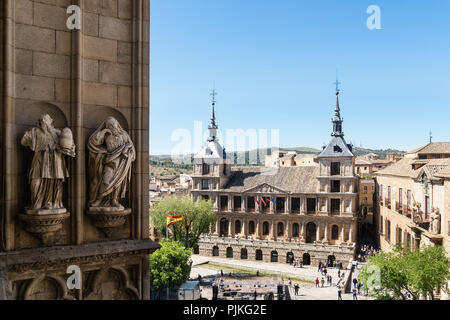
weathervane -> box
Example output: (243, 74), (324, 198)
(429, 130), (433, 143)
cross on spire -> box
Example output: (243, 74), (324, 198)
(333, 70), (341, 94)
(210, 89), (217, 104)
(429, 130), (433, 143)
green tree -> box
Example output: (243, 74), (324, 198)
(150, 195), (216, 249)
(359, 246), (450, 300)
(150, 239), (192, 294)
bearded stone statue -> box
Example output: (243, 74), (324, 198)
(21, 114), (76, 213)
(88, 117), (135, 210)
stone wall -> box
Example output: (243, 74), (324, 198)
(0, 0), (156, 300)
(198, 236), (355, 267)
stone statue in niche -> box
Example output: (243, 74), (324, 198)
(87, 117), (135, 237)
(88, 117), (136, 210)
(21, 114), (76, 213)
(430, 207), (441, 235)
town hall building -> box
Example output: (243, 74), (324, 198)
(191, 90), (360, 266)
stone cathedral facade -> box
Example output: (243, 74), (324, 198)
(0, 0), (157, 300)
(191, 91), (358, 266)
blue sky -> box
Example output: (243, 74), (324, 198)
(150, 0), (450, 155)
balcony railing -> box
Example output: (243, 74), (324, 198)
(395, 202), (403, 214)
(331, 210), (341, 216)
(291, 209), (300, 214)
(306, 210), (316, 215)
(384, 198), (391, 209)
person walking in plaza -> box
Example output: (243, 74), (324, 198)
(352, 287), (358, 300)
(315, 277), (319, 288)
(294, 283), (299, 296)
(321, 277), (325, 288)
(337, 285), (342, 300)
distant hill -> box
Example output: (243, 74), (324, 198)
(150, 146), (404, 168)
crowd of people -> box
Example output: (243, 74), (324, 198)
(357, 244), (380, 262)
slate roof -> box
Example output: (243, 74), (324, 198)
(318, 136), (354, 158)
(221, 166), (319, 194)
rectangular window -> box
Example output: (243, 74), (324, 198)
(407, 233), (411, 249)
(331, 199), (341, 215)
(380, 216), (383, 233)
(234, 196), (242, 211)
(388, 186), (391, 202)
(291, 198), (301, 212)
(331, 162), (341, 176)
(386, 220), (391, 243)
(201, 179), (210, 190)
(247, 197), (255, 211)
(397, 228), (402, 245)
(399, 188), (403, 206)
(220, 196), (228, 211)
(331, 180), (340, 193)
(307, 198), (316, 213)
(407, 190), (411, 208)
(425, 196), (430, 217)
(202, 163), (210, 174)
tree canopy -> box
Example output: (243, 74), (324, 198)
(150, 195), (216, 249)
(358, 246), (450, 300)
(149, 239), (193, 290)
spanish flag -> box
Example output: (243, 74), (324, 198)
(260, 197), (267, 206)
(166, 215), (183, 227)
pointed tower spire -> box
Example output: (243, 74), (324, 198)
(207, 89), (218, 142)
(209, 89), (217, 129)
(331, 77), (344, 137)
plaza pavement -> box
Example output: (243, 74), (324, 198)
(189, 255), (371, 301)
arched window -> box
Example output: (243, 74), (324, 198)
(331, 225), (339, 240)
(235, 220), (241, 234)
(306, 222), (317, 243)
(255, 249), (263, 261)
(271, 251), (278, 263)
(226, 247), (233, 258)
(263, 222), (270, 235)
(292, 223), (300, 237)
(277, 222), (284, 236)
(248, 221), (255, 234)
(212, 246), (219, 257)
(241, 248), (248, 260)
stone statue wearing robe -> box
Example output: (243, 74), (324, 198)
(430, 208), (441, 235)
(88, 117), (135, 210)
(21, 114), (76, 211)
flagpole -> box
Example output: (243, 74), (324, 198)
(166, 216), (169, 300)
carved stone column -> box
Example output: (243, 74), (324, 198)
(323, 222), (328, 243)
(256, 218), (260, 239)
(285, 220), (290, 241)
(214, 218), (219, 236)
(349, 222), (354, 243)
(228, 219), (232, 238)
(341, 224), (345, 243)
(241, 217), (246, 238)
(316, 223), (320, 243)
(301, 222), (306, 242)
(286, 197), (291, 214)
(270, 219), (274, 240)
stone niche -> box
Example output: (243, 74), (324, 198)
(0, 0), (157, 300)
